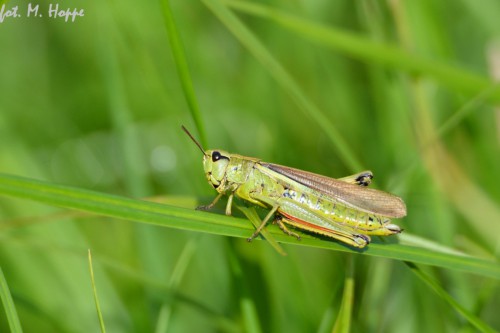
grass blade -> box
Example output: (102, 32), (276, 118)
(227, 247), (262, 333)
(222, 0), (500, 103)
(235, 205), (287, 256)
(332, 255), (354, 333)
(155, 238), (198, 332)
(0, 173), (499, 279)
(406, 262), (497, 333)
(202, 0), (363, 171)
(160, 0), (207, 146)
(0, 266), (23, 333)
(88, 250), (106, 333)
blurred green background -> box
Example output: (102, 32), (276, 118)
(1, 0), (499, 332)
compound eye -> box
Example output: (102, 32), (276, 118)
(212, 151), (222, 162)
(212, 151), (229, 162)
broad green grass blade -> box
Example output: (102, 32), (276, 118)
(222, 0), (500, 103)
(332, 256), (354, 333)
(202, 0), (363, 172)
(160, 0), (207, 146)
(88, 250), (107, 333)
(0, 173), (499, 279)
(406, 262), (497, 333)
(0, 266), (23, 333)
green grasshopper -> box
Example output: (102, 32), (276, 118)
(183, 126), (406, 248)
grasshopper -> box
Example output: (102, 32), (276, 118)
(183, 126), (406, 248)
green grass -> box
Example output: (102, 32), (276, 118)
(0, 267), (23, 333)
(88, 250), (106, 333)
(0, 0), (499, 332)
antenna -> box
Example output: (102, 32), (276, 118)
(181, 125), (206, 154)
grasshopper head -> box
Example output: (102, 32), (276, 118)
(203, 150), (231, 190)
(181, 126), (231, 191)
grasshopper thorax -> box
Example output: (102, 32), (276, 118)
(203, 149), (231, 191)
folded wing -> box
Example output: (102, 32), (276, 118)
(262, 163), (407, 218)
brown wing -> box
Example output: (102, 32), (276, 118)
(262, 163), (407, 218)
